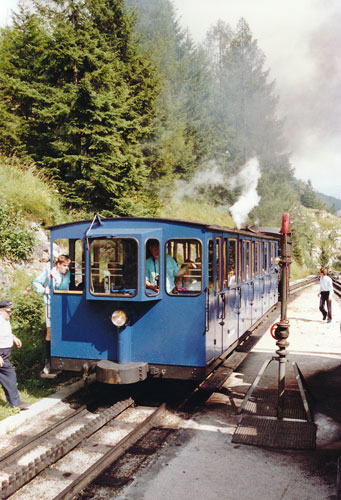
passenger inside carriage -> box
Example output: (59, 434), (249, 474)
(145, 239), (198, 294)
(175, 261), (200, 291)
(229, 268), (236, 284)
(90, 238), (138, 295)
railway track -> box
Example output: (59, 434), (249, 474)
(0, 400), (171, 500)
(331, 273), (341, 299)
(0, 276), (320, 500)
(288, 274), (318, 292)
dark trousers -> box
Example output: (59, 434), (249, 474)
(0, 348), (21, 407)
(319, 291), (332, 320)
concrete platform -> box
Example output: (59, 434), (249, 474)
(115, 284), (341, 500)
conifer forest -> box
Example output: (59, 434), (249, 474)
(0, 0), (332, 224)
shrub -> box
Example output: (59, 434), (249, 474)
(0, 156), (66, 226)
(0, 202), (35, 261)
(9, 289), (45, 380)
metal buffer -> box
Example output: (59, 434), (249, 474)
(237, 213), (313, 422)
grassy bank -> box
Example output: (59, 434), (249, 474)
(0, 155), (66, 226)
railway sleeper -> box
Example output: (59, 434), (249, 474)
(0, 398), (134, 500)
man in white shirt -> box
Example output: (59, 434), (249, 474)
(318, 268), (333, 323)
(0, 299), (31, 409)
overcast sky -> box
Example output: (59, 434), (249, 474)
(1, 0), (340, 199)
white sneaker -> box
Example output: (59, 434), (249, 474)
(42, 360), (51, 374)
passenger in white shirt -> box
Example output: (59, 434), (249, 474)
(318, 268), (333, 323)
(0, 299), (31, 409)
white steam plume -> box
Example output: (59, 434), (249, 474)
(229, 158), (261, 229)
(173, 157), (261, 229)
(174, 160), (225, 199)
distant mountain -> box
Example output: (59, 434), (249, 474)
(315, 191), (341, 212)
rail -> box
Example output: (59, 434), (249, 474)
(54, 404), (166, 500)
(288, 274), (319, 292)
(0, 399), (134, 499)
(331, 273), (341, 299)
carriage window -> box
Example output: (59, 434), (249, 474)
(223, 238), (228, 288)
(239, 240), (242, 282)
(255, 241), (258, 276)
(53, 238), (84, 293)
(264, 242), (269, 273)
(257, 241), (262, 276)
(228, 238), (237, 285)
(166, 239), (202, 295)
(208, 239), (214, 293)
(252, 241), (256, 277)
(90, 238), (137, 296)
(246, 240), (251, 280)
(270, 243), (276, 271)
(216, 237), (221, 291)
(145, 239), (160, 296)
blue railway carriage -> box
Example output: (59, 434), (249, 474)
(49, 216), (280, 384)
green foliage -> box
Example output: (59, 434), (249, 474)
(0, 0), (160, 216)
(319, 244), (329, 268)
(160, 198), (235, 227)
(126, 0), (213, 189)
(333, 254), (341, 272)
(298, 180), (325, 210)
(250, 168), (299, 226)
(0, 0), (339, 264)
(315, 191), (341, 212)
(290, 261), (313, 281)
(0, 155), (66, 225)
(2, 0), (332, 227)
(204, 19), (285, 167)
(291, 231), (304, 267)
(9, 287), (45, 380)
(288, 206), (341, 275)
(0, 201), (35, 261)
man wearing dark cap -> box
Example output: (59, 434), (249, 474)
(0, 299), (31, 410)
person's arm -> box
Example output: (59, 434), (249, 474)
(145, 259), (159, 292)
(33, 268), (50, 295)
(146, 279), (159, 292)
(328, 277), (333, 300)
(13, 335), (22, 348)
(175, 261), (197, 278)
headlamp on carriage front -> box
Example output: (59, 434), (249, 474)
(111, 309), (128, 327)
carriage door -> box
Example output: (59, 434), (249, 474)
(224, 237), (239, 349)
(206, 236), (224, 361)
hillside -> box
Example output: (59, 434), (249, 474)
(290, 205), (341, 278)
(315, 191), (341, 212)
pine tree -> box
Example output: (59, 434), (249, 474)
(0, 5), (49, 158)
(125, 0), (213, 190)
(0, 0), (160, 215)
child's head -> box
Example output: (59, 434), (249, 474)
(56, 254), (71, 274)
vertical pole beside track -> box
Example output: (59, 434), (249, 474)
(238, 213), (313, 422)
(276, 215), (291, 419)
